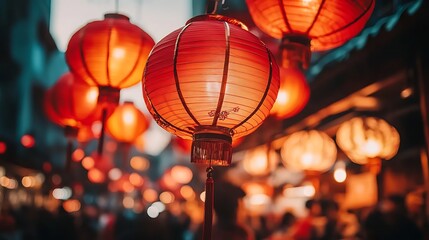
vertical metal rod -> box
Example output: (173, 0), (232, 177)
(420, 149), (429, 220)
(202, 166), (214, 240)
(416, 53), (429, 221)
(97, 108), (108, 155)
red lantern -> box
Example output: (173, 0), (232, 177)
(44, 72), (99, 168)
(270, 67), (310, 119)
(66, 13), (154, 91)
(66, 13), (155, 154)
(246, 0), (373, 119)
(106, 102), (149, 144)
(245, 0), (375, 52)
(45, 72), (99, 129)
(106, 102), (149, 166)
(143, 13), (279, 240)
(143, 14), (280, 166)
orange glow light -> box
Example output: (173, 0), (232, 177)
(130, 156), (150, 171)
(88, 168), (105, 183)
(72, 148), (85, 162)
(63, 199), (81, 213)
(81, 156), (95, 170)
(143, 188), (158, 203)
(21, 135), (35, 148)
(129, 173), (144, 187)
(170, 165), (193, 185)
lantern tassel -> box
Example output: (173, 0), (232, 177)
(203, 166), (214, 240)
(97, 108), (108, 155)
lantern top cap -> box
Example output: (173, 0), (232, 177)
(104, 13), (130, 21)
(186, 14), (248, 31)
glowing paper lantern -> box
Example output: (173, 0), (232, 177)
(66, 13), (155, 154)
(336, 117), (400, 165)
(242, 145), (279, 177)
(45, 72), (99, 128)
(143, 13), (279, 240)
(44, 72), (99, 168)
(245, 0), (375, 52)
(281, 130), (337, 173)
(106, 102), (149, 143)
(246, 0), (374, 119)
(270, 67), (310, 119)
(143, 14), (280, 166)
(66, 13), (154, 91)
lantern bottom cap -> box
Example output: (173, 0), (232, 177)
(191, 126), (232, 166)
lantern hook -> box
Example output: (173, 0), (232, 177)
(206, 0), (227, 14)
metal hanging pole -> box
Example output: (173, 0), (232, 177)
(115, 0), (119, 13)
(416, 52), (429, 222)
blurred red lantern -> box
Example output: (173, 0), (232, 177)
(106, 102), (149, 144)
(66, 13), (155, 154)
(281, 130), (337, 195)
(143, 14), (280, 166)
(45, 72), (99, 129)
(106, 102), (149, 166)
(44, 72), (99, 168)
(270, 67), (310, 119)
(246, 0), (374, 118)
(281, 130), (337, 173)
(245, 0), (375, 52)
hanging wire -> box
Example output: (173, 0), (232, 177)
(206, 0), (220, 14)
(115, 0), (119, 12)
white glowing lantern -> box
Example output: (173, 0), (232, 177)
(336, 117), (400, 164)
(242, 145), (279, 176)
(281, 130), (337, 173)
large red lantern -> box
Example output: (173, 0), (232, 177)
(143, 14), (280, 166)
(270, 67), (310, 119)
(143, 13), (279, 240)
(66, 13), (155, 154)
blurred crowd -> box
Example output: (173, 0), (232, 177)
(0, 181), (427, 240)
